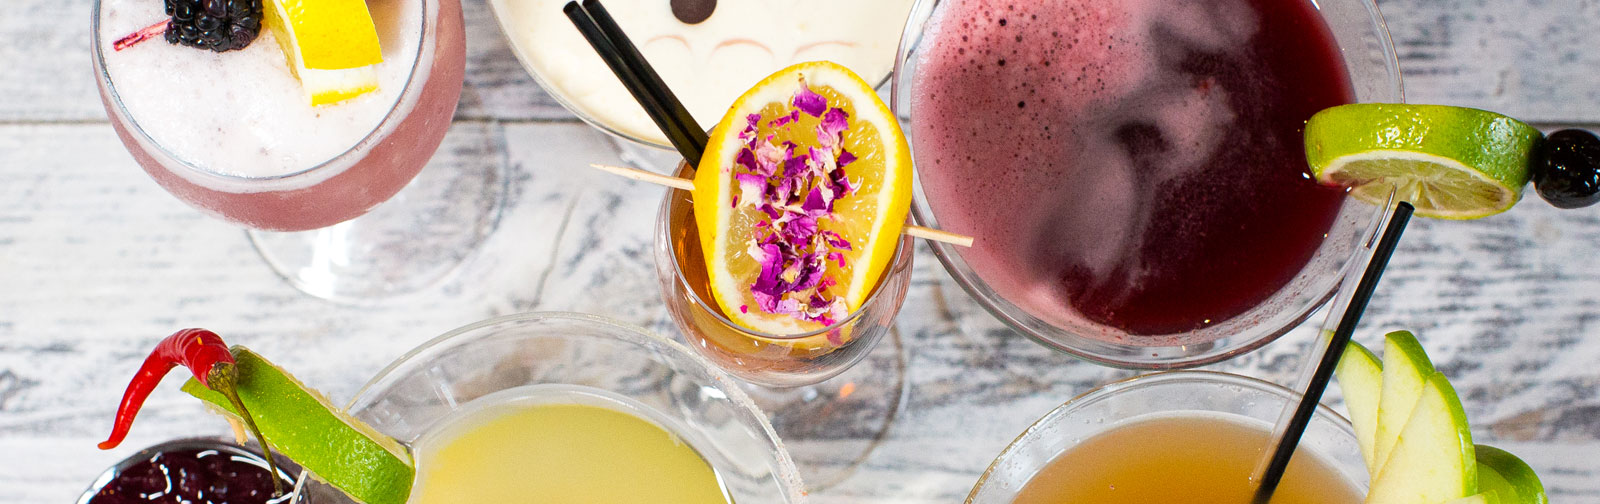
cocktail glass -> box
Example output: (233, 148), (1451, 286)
(485, 0), (917, 167)
(654, 162), (916, 488)
(77, 438), (299, 504)
(968, 370), (1368, 502)
(91, 0), (501, 302)
(889, 0), (1405, 368)
(290, 312), (806, 503)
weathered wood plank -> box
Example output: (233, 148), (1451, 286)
(0, 0), (100, 121)
(1378, 0), (1600, 122)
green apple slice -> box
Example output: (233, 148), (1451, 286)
(1445, 492), (1503, 504)
(1374, 330), (1437, 474)
(1335, 339), (1384, 476)
(1366, 372), (1477, 503)
(1476, 444), (1550, 504)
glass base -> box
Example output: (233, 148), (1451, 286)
(742, 325), (908, 491)
(250, 125), (507, 303)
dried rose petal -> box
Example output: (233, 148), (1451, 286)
(736, 148), (758, 173)
(827, 251), (846, 268)
(792, 83), (827, 117)
(727, 81), (870, 328)
(838, 149), (857, 167)
(828, 168), (854, 198)
(754, 138), (785, 177)
(759, 203), (783, 219)
(768, 110), (800, 128)
(808, 146), (836, 177)
(740, 113), (762, 144)
(792, 255), (824, 291)
(734, 173), (766, 208)
(816, 108), (850, 150)
(747, 240), (771, 263)
(775, 298), (803, 317)
(802, 186), (833, 217)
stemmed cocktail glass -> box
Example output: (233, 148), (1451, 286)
(480, 0), (929, 488)
(888, 0), (1405, 368)
(291, 312), (806, 503)
(654, 161), (916, 488)
(92, 0), (501, 302)
(968, 371), (1369, 502)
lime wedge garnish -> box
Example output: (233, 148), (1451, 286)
(182, 347), (413, 504)
(1305, 104), (1543, 219)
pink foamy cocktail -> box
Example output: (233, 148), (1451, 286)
(92, 0), (466, 232)
(893, 0), (1402, 366)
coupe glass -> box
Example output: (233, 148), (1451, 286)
(484, 0), (917, 168)
(291, 312), (806, 503)
(968, 371), (1368, 502)
(654, 162), (915, 488)
(888, 0), (1405, 368)
(91, 0), (501, 302)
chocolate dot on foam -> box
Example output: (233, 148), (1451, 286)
(671, 0), (715, 24)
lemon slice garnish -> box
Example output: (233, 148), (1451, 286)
(692, 61), (912, 339)
(262, 0), (385, 106)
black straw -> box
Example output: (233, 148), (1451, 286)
(1251, 201), (1414, 504)
(580, 0), (707, 156)
(562, 1), (707, 166)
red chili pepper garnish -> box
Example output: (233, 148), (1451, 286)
(98, 328), (284, 496)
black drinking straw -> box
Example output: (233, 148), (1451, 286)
(1250, 201), (1414, 504)
(562, 1), (707, 166)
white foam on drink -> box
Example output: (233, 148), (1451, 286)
(98, 0), (430, 188)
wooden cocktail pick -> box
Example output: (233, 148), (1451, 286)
(588, 163), (975, 247)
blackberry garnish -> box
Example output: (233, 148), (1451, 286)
(163, 0), (262, 52)
(1532, 129), (1600, 209)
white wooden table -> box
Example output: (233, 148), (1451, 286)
(3, 0), (1599, 501)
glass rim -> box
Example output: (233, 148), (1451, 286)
(89, 0), (434, 183)
(890, 0), (1406, 368)
(347, 311), (757, 411)
(968, 370), (1359, 502)
(655, 167), (918, 341)
(483, 0), (901, 152)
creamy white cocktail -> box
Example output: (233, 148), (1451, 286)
(491, 0), (914, 147)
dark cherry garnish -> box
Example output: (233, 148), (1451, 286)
(1532, 129), (1600, 209)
